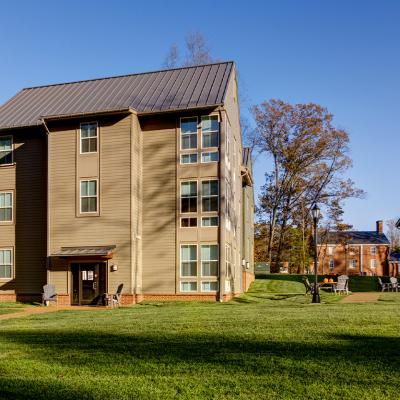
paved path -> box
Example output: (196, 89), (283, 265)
(341, 293), (380, 303)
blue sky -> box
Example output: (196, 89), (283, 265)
(0, 0), (399, 230)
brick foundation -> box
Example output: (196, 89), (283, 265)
(142, 294), (217, 302)
(56, 294), (71, 306)
(0, 294), (17, 302)
(243, 271), (255, 292)
(121, 294), (136, 305)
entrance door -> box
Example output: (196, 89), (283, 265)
(71, 263), (106, 305)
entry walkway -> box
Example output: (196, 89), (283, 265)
(341, 293), (380, 303)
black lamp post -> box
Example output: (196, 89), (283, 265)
(311, 204), (321, 304)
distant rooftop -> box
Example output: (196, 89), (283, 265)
(0, 61), (234, 130)
(320, 231), (390, 245)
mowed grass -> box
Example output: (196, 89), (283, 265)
(0, 280), (399, 400)
(0, 302), (30, 315)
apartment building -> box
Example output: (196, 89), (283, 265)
(318, 221), (389, 276)
(0, 61), (254, 304)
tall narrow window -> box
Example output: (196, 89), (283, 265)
(329, 259), (334, 270)
(181, 181), (197, 213)
(225, 244), (232, 278)
(0, 136), (13, 165)
(371, 246), (377, 256)
(201, 116), (219, 148)
(181, 118), (197, 150)
(201, 244), (218, 276)
(181, 245), (197, 277)
(0, 192), (12, 222)
(0, 249), (12, 279)
(349, 259), (356, 269)
(80, 123), (98, 153)
(202, 180), (218, 212)
(371, 259), (377, 269)
(80, 180), (98, 213)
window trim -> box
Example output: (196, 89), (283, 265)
(79, 179), (99, 214)
(180, 217), (198, 228)
(201, 115), (219, 149)
(370, 259), (377, 269)
(0, 191), (13, 224)
(201, 243), (219, 278)
(0, 248), (13, 280)
(80, 122), (99, 155)
(180, 180), (198, 214)
(201, 281), (219, 293)
(180, 153), (198, 165)
(180, 117), (198, 151)
(201, 179), (219, 213)
(201, 216), (219, 228)
(201, 151), (219, 163)
(180, 244), (198, 278)
(0, 135), (14, 166)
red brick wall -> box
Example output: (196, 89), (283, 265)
(242, 271), (255, 292)
(0, 294), (17, 302)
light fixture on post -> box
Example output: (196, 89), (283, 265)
(311, 204), (321, 304)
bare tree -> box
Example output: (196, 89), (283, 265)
(163, 44), (179, 69)
(386, 218), (400, 251)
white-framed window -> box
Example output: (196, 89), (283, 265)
(181, 217), (197, 228)
(180, 117), (198, 150)
(181, 181), (197, 213)
(201, 116), (219, 148)
(180, 281), (197, 292)
(349, 259), (356, 269)
(371, 246), (377, 256)
(201, 151), (219, 163)
(371, 259), (377, 269)
(80, 180), (98, 213)
(180, 244), (197, 277)
(80, 122), (98, 153)
(0, 136), (13, 165)
(0, 192), (13, 222)
(0, 249), (12, 279)
(201, 216), (218, 227)
(201, 281), (218, 292)
(327, 246), (333, 256)
(201, 244), (218, 277)
(180, 153), (198, 164)
(329, 259), (334, 270)
(201, 180), (218, 212)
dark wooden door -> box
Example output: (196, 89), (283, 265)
(71, 263), (106, 305)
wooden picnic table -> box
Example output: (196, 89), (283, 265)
(318, 282), (338, 292)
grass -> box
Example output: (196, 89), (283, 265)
(0, 302), (30, 315)
(0, 280), (399, 399)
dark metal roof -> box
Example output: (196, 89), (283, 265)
(390, 252), (400, 262)
(0, 61), (234, 130)
(52, 245), (116, 257)
(320, 231), (390, 245)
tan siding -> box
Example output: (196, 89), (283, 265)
(141, 115), (176, 293)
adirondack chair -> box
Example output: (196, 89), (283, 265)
(389, 277), (399, 292)
(334, 275), (349, 295)
(111, 284), (123, 307)
(378, 277), (391, 292)
(42, 284), (58, 306)
(302, 277), (314, 295)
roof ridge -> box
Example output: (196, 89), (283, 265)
(22, 61), (234, 91)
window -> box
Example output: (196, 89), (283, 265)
(181, 117), (197, 150)
(180, 281), (197, 292)
(80, 180), (98, 213)
(201, 180), (218, 212)
(201, 244), (218, 276)
(202, 216), (218, 227)
(329, 259), (334, 270)
(0, 192), (12, 222)
(226, 244), (232, 278)
(201, 281), (218, 292)
(181, 245), (197, 277)
(0, 249), (12, 279)
(181, 153), (197, 164)
(201, 151), (219, 163)
(181, 217), (197, 228)
(181, 181), (197, 213)
(371, 259), (377, 269)
(371, 246), (377, 256)
(80, 123), (98, 153)
(0, 136), (13, 165)
(349, 259), (356, 269)
(201, 116), (219, 148)
(327, 246), (333, 256)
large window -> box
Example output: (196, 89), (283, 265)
(181, 217), (197, 228)
(181, 118), (197, 150)
(0, 249), (12, 279)
(0, 192), (12, 222)
(80, 123), (98, 153)
(201, 116), (219, 148)
(201, 180), (218, 212)
(201, 281), (218, 292)
(0, 136), (13, 165)
(80, 180), (98, 213)
(201, 151), (219, 163)
(202, 216), (218, 227)
(201, 244), (218, 277)
(181, 245), (197, 277)
(181, 153), (198, 164)
(181, 181), (197, 213)
(181, 281), (197, 292)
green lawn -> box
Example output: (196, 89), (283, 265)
(0, 302), (30, 315)
(0, 280), (399, 399)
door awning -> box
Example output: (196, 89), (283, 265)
(52, 245), (116, 259)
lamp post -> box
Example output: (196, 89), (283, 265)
(312, 204), (321, 304)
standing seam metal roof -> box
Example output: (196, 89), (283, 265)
(0, 61), (234, 130)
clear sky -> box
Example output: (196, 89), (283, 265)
(0, 0), (399, 231)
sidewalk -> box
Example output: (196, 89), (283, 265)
(341, 293), (380, 303)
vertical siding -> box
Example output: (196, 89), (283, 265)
(141, 115), (176, 293)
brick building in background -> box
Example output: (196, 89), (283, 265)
(317, 221), (390, 276)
